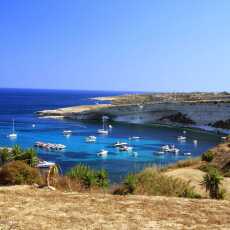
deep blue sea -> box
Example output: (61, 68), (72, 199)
(0, 88), (221, 182)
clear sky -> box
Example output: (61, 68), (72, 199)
(0, 0), (230, 92)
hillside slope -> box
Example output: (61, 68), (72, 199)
(0, 186), (230, 230)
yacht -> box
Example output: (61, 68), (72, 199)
(161, 145), (180, 154)
(97, 149), (108, 157)
(85, 136), (97, 143)
(113, 141), (128, 147)
(63, 130), (72, 135)
(129, 136), (141, 140)
(118, 145), (133, 152)
(156, 151), (165, 155)
(177, 136), (187, 141)
(36, 160), (56, 168)
(8, 119), (17, 139)
(193, 140), (198, 145)
(97, 116), (109, 135)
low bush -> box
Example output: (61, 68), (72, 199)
(201, 151), (214, 162)
(113, 168), (201, 198)
(66, 164), (109, 190)
(0, 148), (11, 165)
(0, 161), (43, 185)
(199, 164), (219, 173)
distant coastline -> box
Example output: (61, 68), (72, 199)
(37, 92), (230, 134)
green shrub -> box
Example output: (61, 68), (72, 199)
(14, 148), (38, 167)
(66, 164), (109, 189)
(0, 161), (42, 185)
(199, 164), (219, 173)
(113, 168), (200, 198)
(0, 148), (10, 165)
(201, 151), (214, 162)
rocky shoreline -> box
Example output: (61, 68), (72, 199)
(37, 92), (230, 134)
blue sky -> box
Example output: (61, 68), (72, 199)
(0, 0), (229, 92)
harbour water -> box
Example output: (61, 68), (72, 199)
(0, 88), (221, 182)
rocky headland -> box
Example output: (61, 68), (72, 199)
(37, 92), (230, 133)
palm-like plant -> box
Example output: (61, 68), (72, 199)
(202, 169), (223, 199)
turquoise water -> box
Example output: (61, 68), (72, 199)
(0, 89), (221, 182)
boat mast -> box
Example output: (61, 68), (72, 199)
(12, 119), (15, 133)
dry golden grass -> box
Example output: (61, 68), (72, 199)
(0, 185), (230, 229)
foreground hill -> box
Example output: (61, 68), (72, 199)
(0, 185), (230, 230)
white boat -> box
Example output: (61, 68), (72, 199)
(34, 141), (66, 151)
(108, 124), (113, 129)
(97, 129), (109, 135)
(193, 140), (198, 145)
(129, 136), (141, 140)
(85, 136), (97, 143)
(63, 130), (72, 135)
(161, 145), (170, 152)
(156, 151), (165, 155)
(113, 141), (128, 147)
(97, 149), (108, 157)
(97, 116), (109, 135)
(177, 136), (187, 141)
(32, 124), (36, 128)
(183, 130), (187, 134)
(119, 145), (133, 152)
(161, 145), (180, 154)
(184, 152), (191, 156)
(37, 161), (56, 168)
(8, 119), (17, 139)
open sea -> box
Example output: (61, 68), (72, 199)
(0, 88), (221, 182)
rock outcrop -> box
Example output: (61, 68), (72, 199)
(37, 92), (230, 131)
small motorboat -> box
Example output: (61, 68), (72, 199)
(193, 140), (198, 145)
(156, 151), (165, 155)
(177, 136), (187, 141)
(161, 145), (180, 154)
(184, 152), (191, 156)
(97, 149), (108, 157)
(113, 141), (128, 147)
(129, 136), (141, 140)
(36, 161), (56, 168)
(32, 124), (36, 128)
(85, 136), (97, 143)
(97, 129), (109, 135)
(161, 145), (170, 152)
(119, 145), (133, 152)
(63, 130), (72, 135)
(183, 130), (187, 134)
(108, 124), (113, 129)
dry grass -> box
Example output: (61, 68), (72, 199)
(0, 185), (230, 229)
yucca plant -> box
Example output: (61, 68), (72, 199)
(202, 168), (224, 199)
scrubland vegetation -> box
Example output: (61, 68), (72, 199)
(1, 139), (230, 201)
